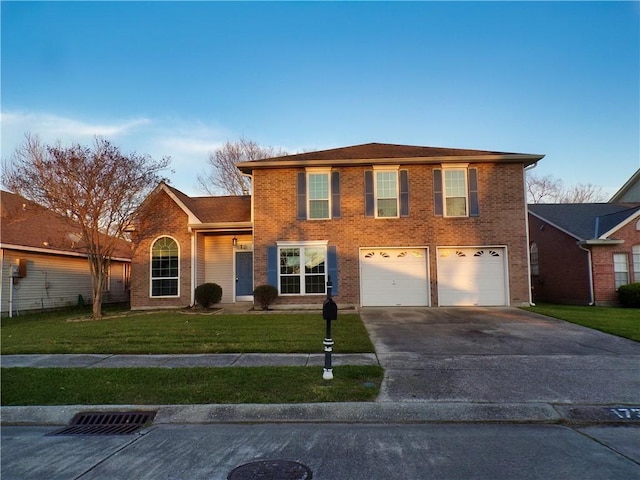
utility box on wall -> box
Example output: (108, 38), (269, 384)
(10, 259), (27, 278)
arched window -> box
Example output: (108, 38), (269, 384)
(151, 236), (179, 297)
(530, 242), (539, 276)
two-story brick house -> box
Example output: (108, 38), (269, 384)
(130, 142), (543, 310)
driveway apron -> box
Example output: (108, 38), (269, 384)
(359, 307), (640, 404)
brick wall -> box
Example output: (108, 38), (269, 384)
(528, 213), (591, 304)
(130, 191), (193, 309)
(253, 162), (531, 306)
(591, 218), (640, 305)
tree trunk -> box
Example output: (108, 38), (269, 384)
(87, 254), (104, 320)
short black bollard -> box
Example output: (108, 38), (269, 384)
(322, 277), (338, 380)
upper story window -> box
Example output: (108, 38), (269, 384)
(308, 171), (330, 219)
(151, 236), (179, 297)
(375, 169), (399, 218)
(433, 165), (479, 218)
(297, 169), (340, 220)
(365, 167), (409, 218)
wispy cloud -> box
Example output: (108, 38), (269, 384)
(1, 110), (233, 195)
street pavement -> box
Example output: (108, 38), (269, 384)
(1, 307), (639, 479)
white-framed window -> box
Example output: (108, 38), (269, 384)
(444, 168), (468, 217)
(530, 243), (539, 276)
(374, 167), (399, 218)
(307, 171), (330, 219)
(278, 241), (327, 295)
(151, 236), (179, 297)
(633, 245), (640, 283)
(102, 265), (111, 292)
(613, 253), (629, 289)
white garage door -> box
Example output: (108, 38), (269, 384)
(360, 248), (429, 306)
(437, 247), (508, 306)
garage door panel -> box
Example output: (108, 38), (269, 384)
(437, 248), (507, 306)
(360, 248), (429, 307)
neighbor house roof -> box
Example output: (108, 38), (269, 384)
(163, 184), (251, 224)
(528, 203), (640, 243)
(609, 169), (640, 203)
(236, 142), (544, 173)
(1, 190), (132, 260)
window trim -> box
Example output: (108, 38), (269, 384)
(373, 165), (400, 219)
(530, 242), (539, 276)
(150, 235), (180, 298)
(613, 253), (629, 290)
(277, 240), (328, 296)
(442, 165), (469, 218)
(632, 245), (640, 283)
(306, 168), (331, 220)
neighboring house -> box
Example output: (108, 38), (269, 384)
(131, 143), (544, 310)
(129, 183), (252, 309)
(528, 201), (640, 306)
(609, 168), (640, 203)
(1, 190), (132, 316)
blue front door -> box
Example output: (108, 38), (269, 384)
(235, 251), (253, 297)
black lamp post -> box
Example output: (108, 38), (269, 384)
(322, 276), (338, 380)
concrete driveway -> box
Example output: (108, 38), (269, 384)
(359, 307), (640, 405)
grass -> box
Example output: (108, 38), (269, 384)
(0, 366), (384, 405)
(1, 309), (375, 354)
(523, 304), (640, 342)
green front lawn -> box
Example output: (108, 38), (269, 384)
(523, 304), (640, 342)
(1, 366), (384, 405)
(1, 310), (374, 354)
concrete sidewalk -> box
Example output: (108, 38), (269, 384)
(0, 352), (379, 368)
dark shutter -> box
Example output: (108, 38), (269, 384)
(468, 168), (479, 217)
(331, 171), (341, 219)
(364, 170), (374, 217)
(433, 169), (443, 216)
(400, 169), (409, 217)
(296, 172), (306, 220)
(327, 245), (338, 296)
(267, 246), (278, 288)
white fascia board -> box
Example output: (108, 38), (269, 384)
(578, 239), (624, 246)
(598, 209), (640, 239)
(161, 184), (201, 224)
(188, 222), (252, 232)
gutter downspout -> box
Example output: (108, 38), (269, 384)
(189, 227), (196, 307)
(578, 244), (595, 306)
(524, 161), (539, 306)
(241, 172), (255, 301)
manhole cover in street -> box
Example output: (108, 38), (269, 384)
(227, 459), (312, 480)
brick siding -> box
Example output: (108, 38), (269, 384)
(253, 162), (531, 307)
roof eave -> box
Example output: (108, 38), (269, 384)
(237, 153), (544, 173)
(188, 222), (253, 232)
(577, 239), (624, 246)
(1, 243), (131, 261)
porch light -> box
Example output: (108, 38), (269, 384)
(232, 237), (238, 246)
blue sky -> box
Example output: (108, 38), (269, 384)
(2, 1), (638, 197)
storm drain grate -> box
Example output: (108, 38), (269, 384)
(47, 410), (157, 436)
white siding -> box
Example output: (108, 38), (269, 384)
(1, 249), (130, 316)
(203, 235), (235, 303)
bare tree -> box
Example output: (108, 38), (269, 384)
(2, 134), (170, 319)
(526, 173), (563, 203)
(196, 138), (287, 195)
(526, 172), (607, 204)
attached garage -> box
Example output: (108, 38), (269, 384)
(437, 247), (508, 306)
(360, 247), (430, 306)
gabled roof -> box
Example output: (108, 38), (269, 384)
(609, 169), (640, 203)
(1, 190), (132, 259)
(236, 142), (544, 173)
(153, 183), (251, 225)
(528, 203), (640, 242)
